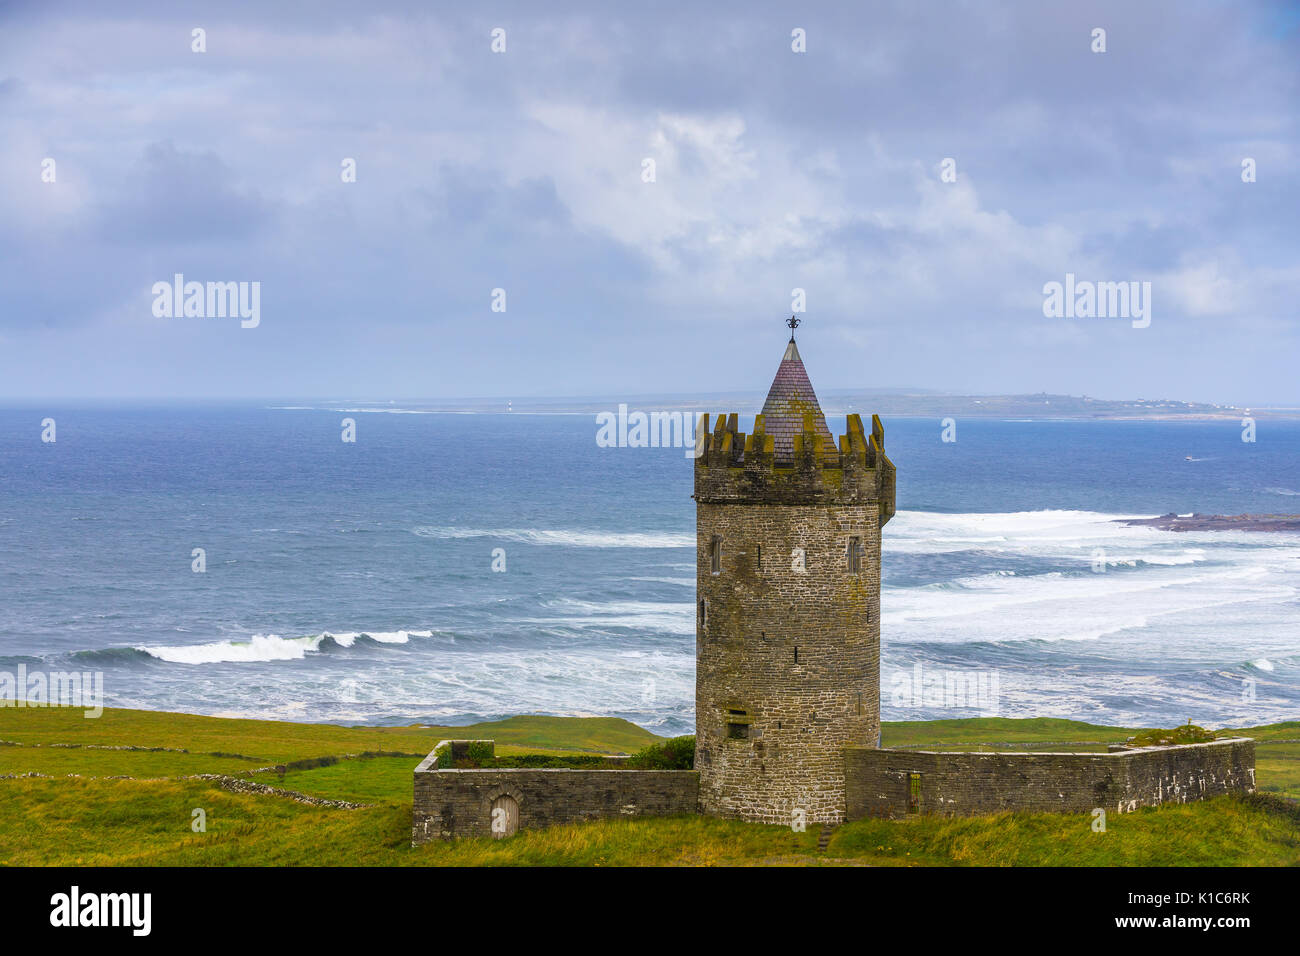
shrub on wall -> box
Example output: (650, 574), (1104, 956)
(433, 737), (696, 770)
(1128, 724), (1218, 747)
(464, 741), (495, 767)
(483, 754), (615, 768)
(627, 736), (695, 770)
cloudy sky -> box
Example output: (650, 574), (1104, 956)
(1, 0), (1297, 403)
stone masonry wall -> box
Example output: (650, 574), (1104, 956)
(695, 501), (880, 824)
(844, 738), (1256, 820)
(412, 743), (698, 843)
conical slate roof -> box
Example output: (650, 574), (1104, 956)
(760, 338), (836, 464)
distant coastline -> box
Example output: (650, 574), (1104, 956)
(262, 391), (1300, 422)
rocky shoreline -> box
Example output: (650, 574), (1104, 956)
(1119, 513), (1300, 533)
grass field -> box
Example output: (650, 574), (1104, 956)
(2, 706), (1297, 866)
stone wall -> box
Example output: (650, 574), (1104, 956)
(844, 738), (1256, 820)
(412, 741), (698, 843)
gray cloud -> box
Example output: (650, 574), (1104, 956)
(0, 0), (1296, 402)
(94, 141), (275, 243)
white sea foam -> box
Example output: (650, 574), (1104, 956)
(628, 576), (695, 587)
(523, 598), (694, 634)
(137, 629), (432, 664)
(332, 407), (433, 414)
(327, 630), (430, 645)
(412, 526), (692, 548)
(885, 509), (1154, 555)
(883, 510), (1300, 648)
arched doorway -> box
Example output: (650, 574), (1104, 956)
(490, 794), (519, 839)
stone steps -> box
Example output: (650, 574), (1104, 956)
(817, 824), (835, 851)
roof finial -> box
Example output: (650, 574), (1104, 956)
(786, 314), (801, 341)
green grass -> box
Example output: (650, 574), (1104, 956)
(0, 776), (416, 867)
(880, 717), (1139, 748)
(1222, 720), (1300, 742)
(2, 776), (1293, 867)
(1256, 741), (1300, 800)
(0, 707), (658, 761)
(828, 794), (1300, 867)
(0, 744), (269, 778)
(278, 756), (419, 804)
(2, 707), (1296, 866)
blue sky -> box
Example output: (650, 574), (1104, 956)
(1, 0), (1297, 402)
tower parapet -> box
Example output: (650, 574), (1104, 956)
(695, 410), (896, 517)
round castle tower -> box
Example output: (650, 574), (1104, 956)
(694, 328), (896, 824)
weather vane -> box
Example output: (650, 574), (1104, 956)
(786, 314), (801, 341)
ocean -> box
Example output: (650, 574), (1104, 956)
(1, 405), (1297, 735)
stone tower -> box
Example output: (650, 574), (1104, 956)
(693, 328), (896, 824)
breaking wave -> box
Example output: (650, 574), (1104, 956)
(884, 510), (1300, 647)
(412, 526), (692, 548)
(133, 630), (432, 665)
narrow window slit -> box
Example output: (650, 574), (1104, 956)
(726, 706), (750, 739)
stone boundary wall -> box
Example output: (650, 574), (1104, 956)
(412, 740), (699, 843)
(844, 738), (1256, 820)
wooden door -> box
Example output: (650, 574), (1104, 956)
(490, 794), (519, 838)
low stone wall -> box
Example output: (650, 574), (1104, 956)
(412, 740), (699, 843)
(844, 738), (1255, 820)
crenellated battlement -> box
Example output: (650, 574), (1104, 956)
(694, 411), (896, 520)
